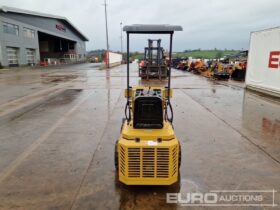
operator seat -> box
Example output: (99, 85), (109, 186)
(133, 89), (163, 129)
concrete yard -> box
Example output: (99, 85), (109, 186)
(0, 63), (279, 210)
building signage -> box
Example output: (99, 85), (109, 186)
(56, 24), (66, 32)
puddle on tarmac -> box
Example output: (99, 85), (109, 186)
(114, 175), (205, 210)
(116, 184), (180, 209)
(41, 73), (78, 83)
(43, 89), (83, 106)
(8, 89), (84, 122)
(242, 91), (280, 143)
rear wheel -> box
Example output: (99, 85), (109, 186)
(114, 141), (118, 170)
(178, 143), (181, 168)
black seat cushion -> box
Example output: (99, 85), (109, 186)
(133, 96), (163, 129)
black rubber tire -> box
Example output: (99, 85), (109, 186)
(120, 118), (126, 133)
(114, 141), (118, 170)
(178, 143), (181, 169)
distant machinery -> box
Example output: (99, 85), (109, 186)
(139, 39), (167, 80)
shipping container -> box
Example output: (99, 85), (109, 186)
(246, 27), (280, 97)
(104, 51), (122, 66)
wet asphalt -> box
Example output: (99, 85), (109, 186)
(0, 63), (279, 210)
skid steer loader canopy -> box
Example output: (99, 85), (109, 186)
(123, 24), (183, 122)
(123, 24), (183, 33)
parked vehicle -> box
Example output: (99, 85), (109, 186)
(138, 39), (167, 79)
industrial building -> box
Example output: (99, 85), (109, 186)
(0, 6), (88, 67)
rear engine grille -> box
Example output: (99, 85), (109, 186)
(128, 148), (140, 177)
(119, 145), (126, 176)
(125, 147), (173, 178)
(172, 146), (178, 176)
(157, 148), (169, 178)
(142, 148), (155, 177)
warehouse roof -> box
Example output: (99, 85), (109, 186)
(0, 6), (89, 41)
(123, 24), (183, 33)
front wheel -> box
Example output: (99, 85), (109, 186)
(114, 141), (118, 170)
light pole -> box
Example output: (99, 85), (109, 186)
(104, 0), (110, 68)
(120, 22), (123, 57)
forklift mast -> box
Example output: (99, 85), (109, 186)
(146, 39), (164, 66)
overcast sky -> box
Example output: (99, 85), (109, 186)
(1, 0), (280, 52)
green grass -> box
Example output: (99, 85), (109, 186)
(129, 50), (240, 60)
(173, 50), (239, 59)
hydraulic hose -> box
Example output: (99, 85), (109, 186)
(125, 101), (132, 123)
(166, 101), (174, 123)
(125, 101), (129, 121)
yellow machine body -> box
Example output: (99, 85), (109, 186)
(119, 25), (183, 185)
(117, 87), (180, 185)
